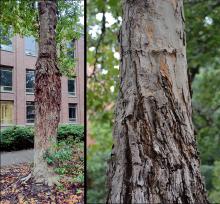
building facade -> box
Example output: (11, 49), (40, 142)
(0, 35), (84, 128)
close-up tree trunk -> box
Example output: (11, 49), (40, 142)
(106, 0), (209, 203)
(34, 0), (61, 186)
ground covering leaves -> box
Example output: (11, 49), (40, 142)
(0, 142), (84, 204)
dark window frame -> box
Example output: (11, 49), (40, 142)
(26, 101), (35, 123)
(0, 67), (13, 92)
(26, 69), (35, 93)
(68, 78), (76, 96)
(69, 103), (77, 123)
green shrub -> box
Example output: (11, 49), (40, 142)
(209, 161), (220, 203)
(44, 141), (73, 175)
(72, 172), (84, 183)
(44, 140), (84, 184)
(87, 122), (113, 203)
(0, 126), (34, 151)
(201, 165), (214, 191)
(0, 124), (84, 151)
(58, 124), (84, 141)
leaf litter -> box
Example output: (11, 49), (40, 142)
(0, 163), (84, 204)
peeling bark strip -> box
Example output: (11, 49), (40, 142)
(34, 0), (61, 185)
(106, 0), (208, 203)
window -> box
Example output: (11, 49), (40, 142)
(26, 101), (35, 123)
(0, 67), (12, 92)
(68, 78), (76, 96)
(69, 103), (77, 122)
(66, 39), (75, 58)
(0, 29), (13, 52)
(0, 101), (13, 125)
(26, 69), (35, 93)
(0, 36), (13, 51)
(25, 36), (37, 56)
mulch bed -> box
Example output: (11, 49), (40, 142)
(0, 163), (84, 204)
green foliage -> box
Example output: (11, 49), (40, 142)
(58, 124), (84, 141)
(201, 165), (214, 191)
(0, 0), (38, 38)
(0, 0), (83, 77)
(72, 172), (84, 184)
(56, 183), (65, 191)
(192, 69), (220, 165)
(87, 122), (112, 203)
(209, 161), (220, 203)
(56, 0), (83, 43)
(185, 0), (220, 78)
(87, 1), (121, 200)
(186, 2), (220, 202)
(0, 125), (84, 151)
(87, 0), (121, 124)
(0, 126), (34, 151)
(44, 139), (84, 184)
(56, 0), (83, 77)
(44, 141), (73, 175)
(76, 188), (83, 194)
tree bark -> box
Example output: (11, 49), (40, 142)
(34, 0), (61, 186)
(106, 0), (208, 203)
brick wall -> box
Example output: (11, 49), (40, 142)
(0, 35), (84, 127)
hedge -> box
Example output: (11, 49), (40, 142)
(0, 124), (84, 152)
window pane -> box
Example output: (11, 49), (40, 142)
(69, 108), (76, 118)
(0, 32), (13, 51)
(0, 68), (12, 91)
(0, 69), (12, 86)
(68, 79), (76, 95)
(26, 101), (35, 123)
(26, 70), (35, 92)
(25, 36), (36, 55)
(67, 40), (75, 58)
(69, 103), (77, 122)
(0, 101), (13, 124)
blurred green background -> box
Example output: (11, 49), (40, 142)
(87, 0), (220, 203)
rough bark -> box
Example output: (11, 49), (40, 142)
(33, 0), (61, 186)
(106, 0), (208, 203)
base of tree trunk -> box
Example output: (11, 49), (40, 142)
(33, 149), (59, 186)
(20, 166), (59, 187)
(33, 166), (59, 187)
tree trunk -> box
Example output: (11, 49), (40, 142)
(34, 0), (61, 186)
(106, 0), (208, 203)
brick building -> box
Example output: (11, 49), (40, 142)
(0, 35), (84, 128)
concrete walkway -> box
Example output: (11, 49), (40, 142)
(0, 149), (34, 167)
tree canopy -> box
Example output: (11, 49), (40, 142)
(0, 0), (83, 77)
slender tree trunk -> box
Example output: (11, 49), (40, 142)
(34, 0), (61, 185)
(107, 0), (208, 203)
